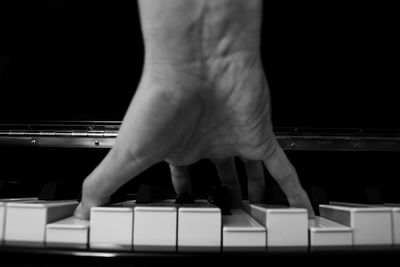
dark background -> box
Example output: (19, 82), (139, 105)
(1, 0), (399, 128)
(0, 1), (399, 203)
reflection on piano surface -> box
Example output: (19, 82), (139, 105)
(1, 124), (400, 266)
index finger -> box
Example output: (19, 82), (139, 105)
(262, 140), (315, 218)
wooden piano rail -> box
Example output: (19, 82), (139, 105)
(1, 122), (400, 151)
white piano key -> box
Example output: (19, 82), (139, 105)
(319, 202), (392, 245)
(4, 200), (78, 245)
(0, 198), (37, 241)
(89, 200), (135, 250)
(178, 200), (221, 252)
(133, 200), (177, 252)
(332, 202), (400, 245)
(222, 209), (266, 251)
(242, 203), (308, 247)
(380, 204), (400, 245)
(309, 216), (353, 247)
(46, 216), (89, 248)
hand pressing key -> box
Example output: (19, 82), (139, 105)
(74, 0), (314, 219)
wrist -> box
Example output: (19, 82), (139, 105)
(139, 0), (263, 66)
(143, 50), (263, 88)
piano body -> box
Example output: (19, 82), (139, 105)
(0, 123), (400, 266)
(1, 0), (400, 266)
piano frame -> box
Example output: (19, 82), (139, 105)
(2, 121), (400, 151)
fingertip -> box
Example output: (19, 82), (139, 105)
(169, 164), (191, 196)
(213, 158), (243, 209)
(244, 160), (265, 203)
(261, 142), (316, 219)
(73, 202), (90, 220)
(308, 209), (316, 219)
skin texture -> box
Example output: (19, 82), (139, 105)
(74, 0), (314, 219)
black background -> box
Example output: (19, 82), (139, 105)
(1, 1), (400, 204)
(1, 1), (399, 128)
(0, 3), (399, 262)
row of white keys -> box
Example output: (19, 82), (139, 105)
(244, 203), (353, 247)
(0, 198), (37, 241)
(43, 202), (400, 249)
(4, 200), (78, 245)
(53, 203), (349, 250)
(89, 199), (221, 251)
(44, 205), (356, 250)
(6, 198), (384, 249)
(47, 203), (224, 250)
(222, 209), (266, 251)
(48, 204), (270, 251)
(320, 202), (393, 245)
(242, 202), (308, 247)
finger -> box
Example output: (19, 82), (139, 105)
(244, 160), (265, 203)
(74, 145), (151, 216)
(169, 164), (191, 196)
(73, 187), (110, 220)
(213, 158), (242, 209)
(74, 86), (184, 218)
(263, 141), (315, 218)
(73, 202), (88, 219)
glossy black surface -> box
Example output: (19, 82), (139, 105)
(1, 244), (399, 266)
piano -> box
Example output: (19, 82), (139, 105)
(2, 1), (400, 266)
(0, 123), (400, 267)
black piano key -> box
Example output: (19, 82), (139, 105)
(0, 180), (38, 198)
(135, 183), (166, 204)
(175, 192), (194, 204)
(38, 181), (80, 201)
(0, 180), (21, 198)
(314, 185), (387, 205)
(309, 186), (330, 216)
(108, 184), (137, 203)
(327, 185), (369, 204)
(380, 185), (400, 203)
(208, 185), (231, 215)
(265, 186), (289, 206)
(364, 186), (384, 204)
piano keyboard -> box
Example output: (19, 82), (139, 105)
(1, 197), (399, 251)
(4, 200), (78, 245)
(320, 203), (393, 245)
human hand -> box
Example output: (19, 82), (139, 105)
(74, 0), (314, 219)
